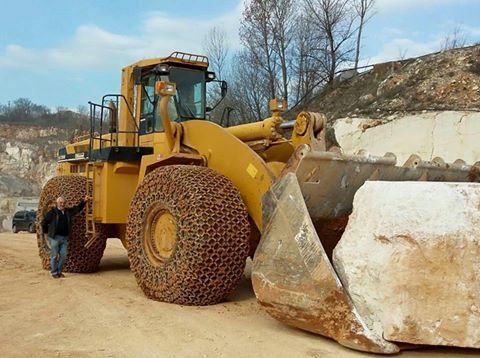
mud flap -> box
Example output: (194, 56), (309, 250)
(252, 173), (399, 354)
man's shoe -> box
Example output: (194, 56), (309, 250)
(52, 274), (60, 279)
(58, 273), (65, 278)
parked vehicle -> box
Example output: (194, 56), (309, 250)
(12, 210), (36, 233)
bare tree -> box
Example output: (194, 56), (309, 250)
(303, 0), (357, 83)
(291, 13), (328, 106)
(352, 0), (375, 69)
(397, 47), (408, 61)
(240, 0), (278, 99)
(269, 0), (296, 101)
(441, 25), (467, 51)
(202, 26), (231, 124)
(229, 0), (377, 120)
(203, 26), (229, 80)
(77, 105), (89, 117)
(228, 51), (271, 124)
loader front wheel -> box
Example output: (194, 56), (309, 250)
(126, 165), (250, 305)
(36, 175), (107, 273)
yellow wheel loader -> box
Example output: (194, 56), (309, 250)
(36, 52), (480, 353)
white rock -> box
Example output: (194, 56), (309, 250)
(333, 111), (480, 165)
(333, 181), (480, 348)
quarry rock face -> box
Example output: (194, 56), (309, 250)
(333, 181), (480, 348)
(0, 141), (57, 188)
(0, 124), (63, 231)
(334, 111), (480, 165)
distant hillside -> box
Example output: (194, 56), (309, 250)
(0, 98), (89, 130)
(294, 45), (480, 121)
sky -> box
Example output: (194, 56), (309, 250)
(0, 0), (479, 110)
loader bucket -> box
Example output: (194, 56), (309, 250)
(252, 145), (480, 353)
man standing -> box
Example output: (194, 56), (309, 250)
(41, 196), (89, 278)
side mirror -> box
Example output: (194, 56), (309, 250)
(221, 81), (228, 98)
(206, 80), (229, 114)
(155, 81), (177, 96)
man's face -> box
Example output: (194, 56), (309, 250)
(57, 199), (66, 210)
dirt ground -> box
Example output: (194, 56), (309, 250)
(1, 233), (479, 358)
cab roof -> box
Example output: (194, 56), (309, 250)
(126, 51), (209, 71)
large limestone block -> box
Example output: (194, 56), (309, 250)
(333, 111), (480, 165)
(333, 181), (480, 348)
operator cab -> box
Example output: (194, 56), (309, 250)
(137, 53), (224, 134)
(57, 52), (225, 164)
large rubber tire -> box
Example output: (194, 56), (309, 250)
(28, 223), (36, 233)
(36, 175), (107, 273)
(126, 165), (250, 306)
(12, 224), (18, 233)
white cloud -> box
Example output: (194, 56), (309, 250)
(0, 44), (41, 69)
(376, 0), (477, 11)
(465, 25), (480, 37)
(363, 18), (480, 66)
(0, 3), (243, 71)
(361, 38), (440, 65)
(382, 27), (405, 37)
(47, 25), (140, 68)
(140, 5), (243, 55)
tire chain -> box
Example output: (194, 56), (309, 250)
(126, 165), (250, 305)
(36, 175), (107, 273)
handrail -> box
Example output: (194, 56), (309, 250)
(102, 94), (140, 148)
(101, 94), (138, 131)
(88, 96), (140, 157)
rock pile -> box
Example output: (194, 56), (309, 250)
(299, 45), (480, 120)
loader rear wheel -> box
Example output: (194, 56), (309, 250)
(36, 175), (107, 273)
(126, 165), (250, 305)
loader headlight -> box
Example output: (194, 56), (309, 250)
(206, 71), (216, 82)
(155, 64), (170, 74)
(269, 99), (287, 113)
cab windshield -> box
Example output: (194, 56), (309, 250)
(154, 67), (205, 132)
(169, 67), (205, 119)
(139, 66), (206, 133)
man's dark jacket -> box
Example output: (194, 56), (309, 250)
(41, 200), (86, 238)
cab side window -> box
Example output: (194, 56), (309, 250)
(140, 76), (156, 133)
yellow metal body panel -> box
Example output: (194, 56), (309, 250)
(181, 120), (276, 229)
(55, 161), (138, 224)
(261, 141), (294, 164)
(119, 66), (136, 147)
(93, 162), (140, 223)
